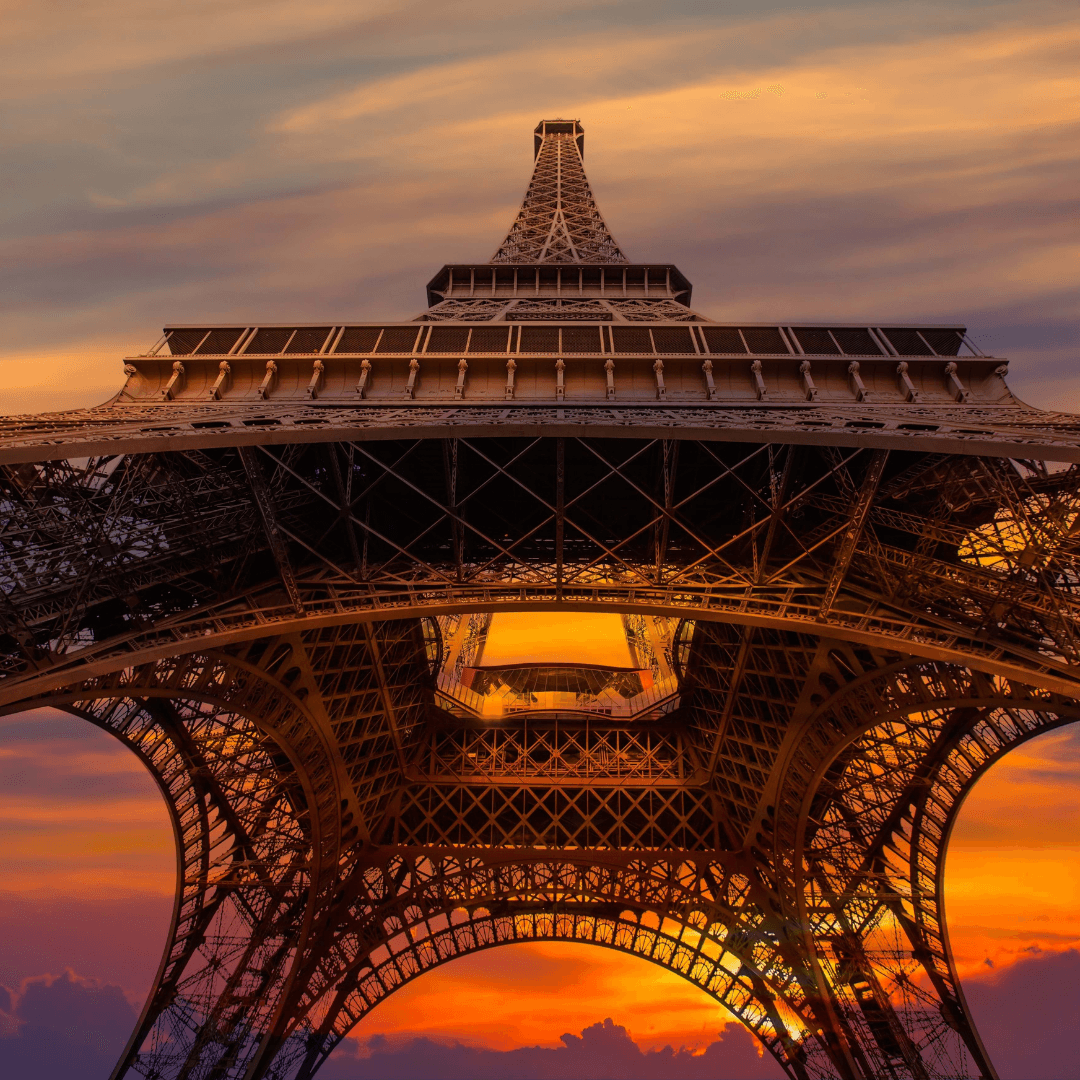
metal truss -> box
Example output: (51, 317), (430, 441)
(5, 439), (1080, 685)
(3, 434), (1080, 1079)
(15, 621), (432, 1080)
(778, 658), (1080, 1079)
(421, 297), (706, 322)
(491, 120), (627, 265)
(8, 634), (1077, 1080)
(3, 117), (1080, 1080)
(4, 402), (1080, 465)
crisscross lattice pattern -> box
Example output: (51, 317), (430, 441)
(491, 127), (627, 264)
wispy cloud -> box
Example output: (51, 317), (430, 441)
(0, 0), (408, 84)
(1, 2), (1076, 412)
(0, 710), (173, 897)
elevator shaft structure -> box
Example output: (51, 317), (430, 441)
(2, 118), (1080, 1080)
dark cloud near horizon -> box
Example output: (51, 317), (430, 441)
(319, 950), (1080, 1080)
(0, 970), (137, 1080)
(3, 951), (1080, 1079)
(964, 948), (1080, 1080)
(324, 1018), (781, 1080)
(0, 980), (781, 1080)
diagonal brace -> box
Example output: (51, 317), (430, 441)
(819, 450), (889, 616)
(239, 447), (305, 616)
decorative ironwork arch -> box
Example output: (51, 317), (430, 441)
(286, 852), (816, 1079)
(780, 658), (1080, 1080)
(21, 687), (816, 1080)
(12, 635), (1077, 1080)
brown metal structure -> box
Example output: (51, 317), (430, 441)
(2, 117), (1079, 1080)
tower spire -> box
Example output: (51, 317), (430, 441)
(491, 119), (628, 264)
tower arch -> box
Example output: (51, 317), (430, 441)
(286, 851), (818, 1079)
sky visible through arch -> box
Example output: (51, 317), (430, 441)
(3, 615), (1080, 1077)
(1, 0), (1079, 1074)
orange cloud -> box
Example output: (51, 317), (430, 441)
(3, 7), (1077, 410)
(0, 709), (173, 899)
(4, 11), (1078, 411)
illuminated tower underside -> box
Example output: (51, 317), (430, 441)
(2, 118), (1080, 1080)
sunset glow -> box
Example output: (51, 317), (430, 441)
(4, 615), (1080, 1062)
(2, 4), (1078, 415)
(3, 0), (1079, 1076)
(478, 612), (634, 668)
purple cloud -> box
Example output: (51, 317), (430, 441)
(964, 947), (1080, 1080)
(321, 1017), (782, 1080)
(0, 969), (137, 1080)
(3, 950), (1080, 1079)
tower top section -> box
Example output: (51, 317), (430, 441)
(491, 118), (628, 265)
(532, 118), (584, 159)
(107, 115), (1010, 420)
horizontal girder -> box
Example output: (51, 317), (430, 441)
(117, 331), (1000, 407)
(5, 438), (1080, 701)
(4, 403), (1080, 465)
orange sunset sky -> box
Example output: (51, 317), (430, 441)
(3, 614), (1080, 1071)
(1, 0), (1079, 1076)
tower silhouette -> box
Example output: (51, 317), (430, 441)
(2, 118), (1080, 1080)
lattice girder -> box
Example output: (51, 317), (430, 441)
(8, 613), (1079, 1079)
(3, 621), (433, 1080)
(767, 655), (1080, 1079)
(61, 689), (320, 1080)
(4, 441), (1080, 695)
(5, 406), (1080, 463)
(491, 121), (627, 265)
(420, 296), (703, 322)
(8, 661), (828, 1079)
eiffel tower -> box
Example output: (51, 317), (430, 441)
(2, 118), (1079, 1080)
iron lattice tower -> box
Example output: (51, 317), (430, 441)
(2, 118), (1080, 1080)
(491, 120), (627, 264)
